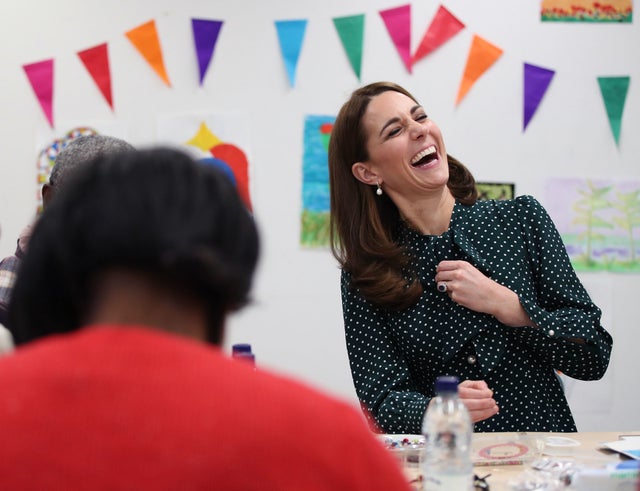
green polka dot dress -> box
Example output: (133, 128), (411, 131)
(341, 195), (613, 434)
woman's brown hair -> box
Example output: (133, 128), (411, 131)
(328, 82), (477, 310)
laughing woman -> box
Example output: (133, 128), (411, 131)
(328, 81), (612, 434)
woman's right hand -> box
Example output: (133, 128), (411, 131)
(458, 379), (499, 423)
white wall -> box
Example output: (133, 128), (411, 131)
(1, 0), (638, 431)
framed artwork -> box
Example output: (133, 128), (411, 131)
(476, 182), (515, 201)
(541, 0), (632, 22)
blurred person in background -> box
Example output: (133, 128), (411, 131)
(0, 224), (15, 354)
(0, 134), (134, 332)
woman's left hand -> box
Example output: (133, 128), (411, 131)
(435, 260), (535, 327)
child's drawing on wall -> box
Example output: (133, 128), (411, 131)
(301, 115), (334, 248)
(541, 0), (632, 22)
(545, 178), (640, 271)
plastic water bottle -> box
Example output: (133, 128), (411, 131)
(422, 375), (474, 491)
(231, 343), (256, 367)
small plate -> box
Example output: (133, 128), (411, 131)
(543, 436), (580, 456)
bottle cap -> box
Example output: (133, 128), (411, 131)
(435, 375), (459, 394)
(232, 343), (252, 354)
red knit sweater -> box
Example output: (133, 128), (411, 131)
(0, 326), (410, 491)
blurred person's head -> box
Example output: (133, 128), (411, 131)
(42, 134), (134, 207)
(10, 147), (259, 346)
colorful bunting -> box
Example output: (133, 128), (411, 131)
(332, 14), (365, 81)
(413, 5), (465, 64)
(17, 11), (635, 148)
(23, 58), (54, 127)
(125, 20), (171, 87)
(379, 4), (412, 73)
(192, 18), (224, 86)
(597, 76), (630, 146)
(523, 63), (555, 131)
(77, 43), (113, 110)
(275, 19), (308, 87)
(455, 34), (503, 105)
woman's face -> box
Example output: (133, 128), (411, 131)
(354, 90), (449, 199)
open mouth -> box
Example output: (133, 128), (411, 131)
(410, 146), (437, 167)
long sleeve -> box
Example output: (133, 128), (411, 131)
(341, 271), (429, 434)
(510, 195), (612, 380)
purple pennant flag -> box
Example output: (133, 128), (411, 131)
(523, 63), (555, 131)
(192, 18), (223, 85)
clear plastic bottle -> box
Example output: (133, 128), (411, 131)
(422, 375), (474, 491)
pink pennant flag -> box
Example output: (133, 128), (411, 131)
(379, 4), (412, 73)
(77, 43), (113, 109)
(23, 59), (54, 127)
(413, 5), (465, 64)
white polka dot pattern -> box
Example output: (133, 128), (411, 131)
(341, 195), (613, 434)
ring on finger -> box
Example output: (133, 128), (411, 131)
(437, 281), (448, 293)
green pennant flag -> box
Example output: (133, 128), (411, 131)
(597, 76), (630, 146)
(333, 14), (365, 80)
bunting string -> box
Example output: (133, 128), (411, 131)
(20, 3), (630, 144)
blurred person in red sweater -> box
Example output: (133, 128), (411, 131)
(0, 147), (411, 491)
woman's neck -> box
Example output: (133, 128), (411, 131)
(84, 269), (210, 342)
(398, 189), (455, 236)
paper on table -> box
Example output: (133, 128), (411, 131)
(601, 437), (640, 460)
(472, 433), (539, 466)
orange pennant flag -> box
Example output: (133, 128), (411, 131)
(456, 34), (503, 105)
(125, 20), (171, 87)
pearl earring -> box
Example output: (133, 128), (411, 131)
(376, 181), (383, 196)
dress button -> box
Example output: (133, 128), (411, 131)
(548, 329), (555, 337)
(467, 355), (477, 365)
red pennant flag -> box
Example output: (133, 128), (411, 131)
(77, 43), (113, 109)
(23, 59), (54, 127)
(413, 5), (465, 64)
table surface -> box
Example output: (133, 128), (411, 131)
(386, 431), (640, 490)
(472, 431), (640, 490)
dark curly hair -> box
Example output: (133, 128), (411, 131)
(9, 147), (259, 345)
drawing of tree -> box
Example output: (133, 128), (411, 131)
(611, 188), (640, 263)
(571, 180), (613, 265)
